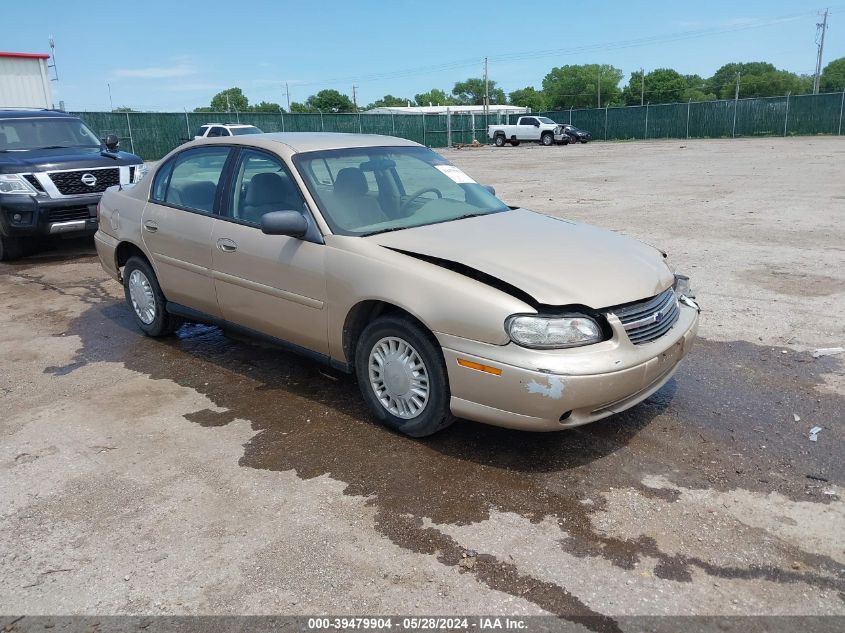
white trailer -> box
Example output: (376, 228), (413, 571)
(0, 52), (54, 109)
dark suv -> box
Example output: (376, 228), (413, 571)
(0, 109), (144, 260)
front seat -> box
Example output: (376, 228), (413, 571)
(241, 172), (299, 223)
(331, 168), (387, 229)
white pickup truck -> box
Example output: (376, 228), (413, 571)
(487, 116), (567, 147)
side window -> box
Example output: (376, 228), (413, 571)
(522, 118), (536, 126)
(161, 147), (230, 213)
(229, 149), (305, 225)
(219, 128), (232, 136)
(195, 126), (209, 137)
(206, 127), (221, 138)
(151, 157), (176, 202)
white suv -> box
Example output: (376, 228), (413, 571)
(194, 123), (263, 139)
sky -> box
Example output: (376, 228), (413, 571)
(4, 0), (843, 111)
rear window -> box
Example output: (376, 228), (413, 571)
(231, 126), (262, 135)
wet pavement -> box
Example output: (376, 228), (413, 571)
(1, 139), (844, 626)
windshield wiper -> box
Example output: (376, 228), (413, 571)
(361, 226), (409, 236)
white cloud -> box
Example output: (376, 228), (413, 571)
(112, 61), (196, 79)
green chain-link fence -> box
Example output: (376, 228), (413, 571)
(72, 92), (845, 161)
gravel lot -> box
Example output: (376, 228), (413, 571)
(1, 137), (843, 627)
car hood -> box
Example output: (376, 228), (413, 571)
(0, 147), (142, 174)
(366, 208), (673, 308)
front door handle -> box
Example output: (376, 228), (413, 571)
(143, 220), (158, 233)
(216, 238), (238, 253)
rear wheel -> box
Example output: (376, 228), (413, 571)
(494, 135), (506, 147)
(123, 256), (183, 337)
(0, 234), (23, 261)
(355, 315), (455, 437)
(541, 132), (554, 146)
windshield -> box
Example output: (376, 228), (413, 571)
(294, 146), (509, 236)
(0, 117), (102, 151)
(231, 126), (262, 135)
(537, 117), (556, 124)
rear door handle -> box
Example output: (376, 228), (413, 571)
(143, 221), (158, 233)
(216, 238), (237, 253)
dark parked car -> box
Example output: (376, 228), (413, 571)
(561, 124), (592, 143)
(0, 109), (144, 260)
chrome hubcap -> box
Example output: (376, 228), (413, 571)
(128, 269), (156, 325)
(368, 336), (429, 419)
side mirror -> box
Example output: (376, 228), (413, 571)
(534, 122), (540, 127)
(481, 184), (496, 196)
(261, 210), (308, 238)
(103, 134), (120, 151)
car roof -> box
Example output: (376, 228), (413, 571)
(0, 109), (76, 119)
(184, 132), (423, 154)
(203, 123), (258, 127)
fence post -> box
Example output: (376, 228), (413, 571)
(569, 106), (572, 124)
(446, 107), (452, 147)
(604, 104), (608, 140)
(391, 112), (396, 136)
(318, 109), (324, 131)
(644, 103), (649, 140)
(783, 92), (790, 137)
(422, 114), (427, 146)
(686, 99), (691, 139)
(281, 111), (285, 133)
(184, 109), (190, 139)
(125, 112), (135, 155)
(732, 98), (738, 138)
(470, 112), (475, 141)
(839, 90), (844, 135)
(358, 111), (362, 134)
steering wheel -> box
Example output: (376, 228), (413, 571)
(400, 187), (442, 214)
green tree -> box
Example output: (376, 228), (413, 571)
(820, 57), (845, 92)
(508, 86), (546, 111)
(542, 64), (623, 109)
(289, 102), (311, 113)
(209, 87), (249, 112)
(707, 62), (811, 99)
(621, 68), (688, 105)
(112, 106), (138, 113)
(250, 101), (284, 113)
(365, 94), (410, 109)
(682, 74), (716, 102)
(451, 78), (506, 105)
(304, 89), (355, 113)
(414, 88), (455, 107)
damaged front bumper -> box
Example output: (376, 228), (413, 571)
(437, 302), (699, 431)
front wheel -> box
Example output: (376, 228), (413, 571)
(494, 135), (506, 147)
(0, 234), (24, 261)
(541, 132), (554, 146)
(123, 256), (183, 337)
(355, 315), (455, 437)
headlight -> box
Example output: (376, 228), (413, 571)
(673, 273), (693, 298)
(132, 164), (148, 183)
(506, 314), (602, 349)
(0, 174), (37, 195)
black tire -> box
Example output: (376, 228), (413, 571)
(510, 140), (520, 146)
(541, 132), (554, 146)
(494, 135), (506, 147)
(0, 234), (24, 262)
(122, 256), (183, 337)
(355, 315), (455, 437)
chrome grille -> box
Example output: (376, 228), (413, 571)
(48, 168), (120, 195)
(608, 288), (680, 345)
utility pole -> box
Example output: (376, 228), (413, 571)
(597, 66), (602, 108)
(352, 85), (358, 111)
(225, 92), (231, 113)
(813, 8), (829, 94)
(732, 71), (741, 137)
(284, 82), (290, 111)
(107, 83), (114, 111)
(640, 68), (645, 106)
(483, 57), (489, 119)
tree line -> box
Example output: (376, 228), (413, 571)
(193, 58), (845, 115)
